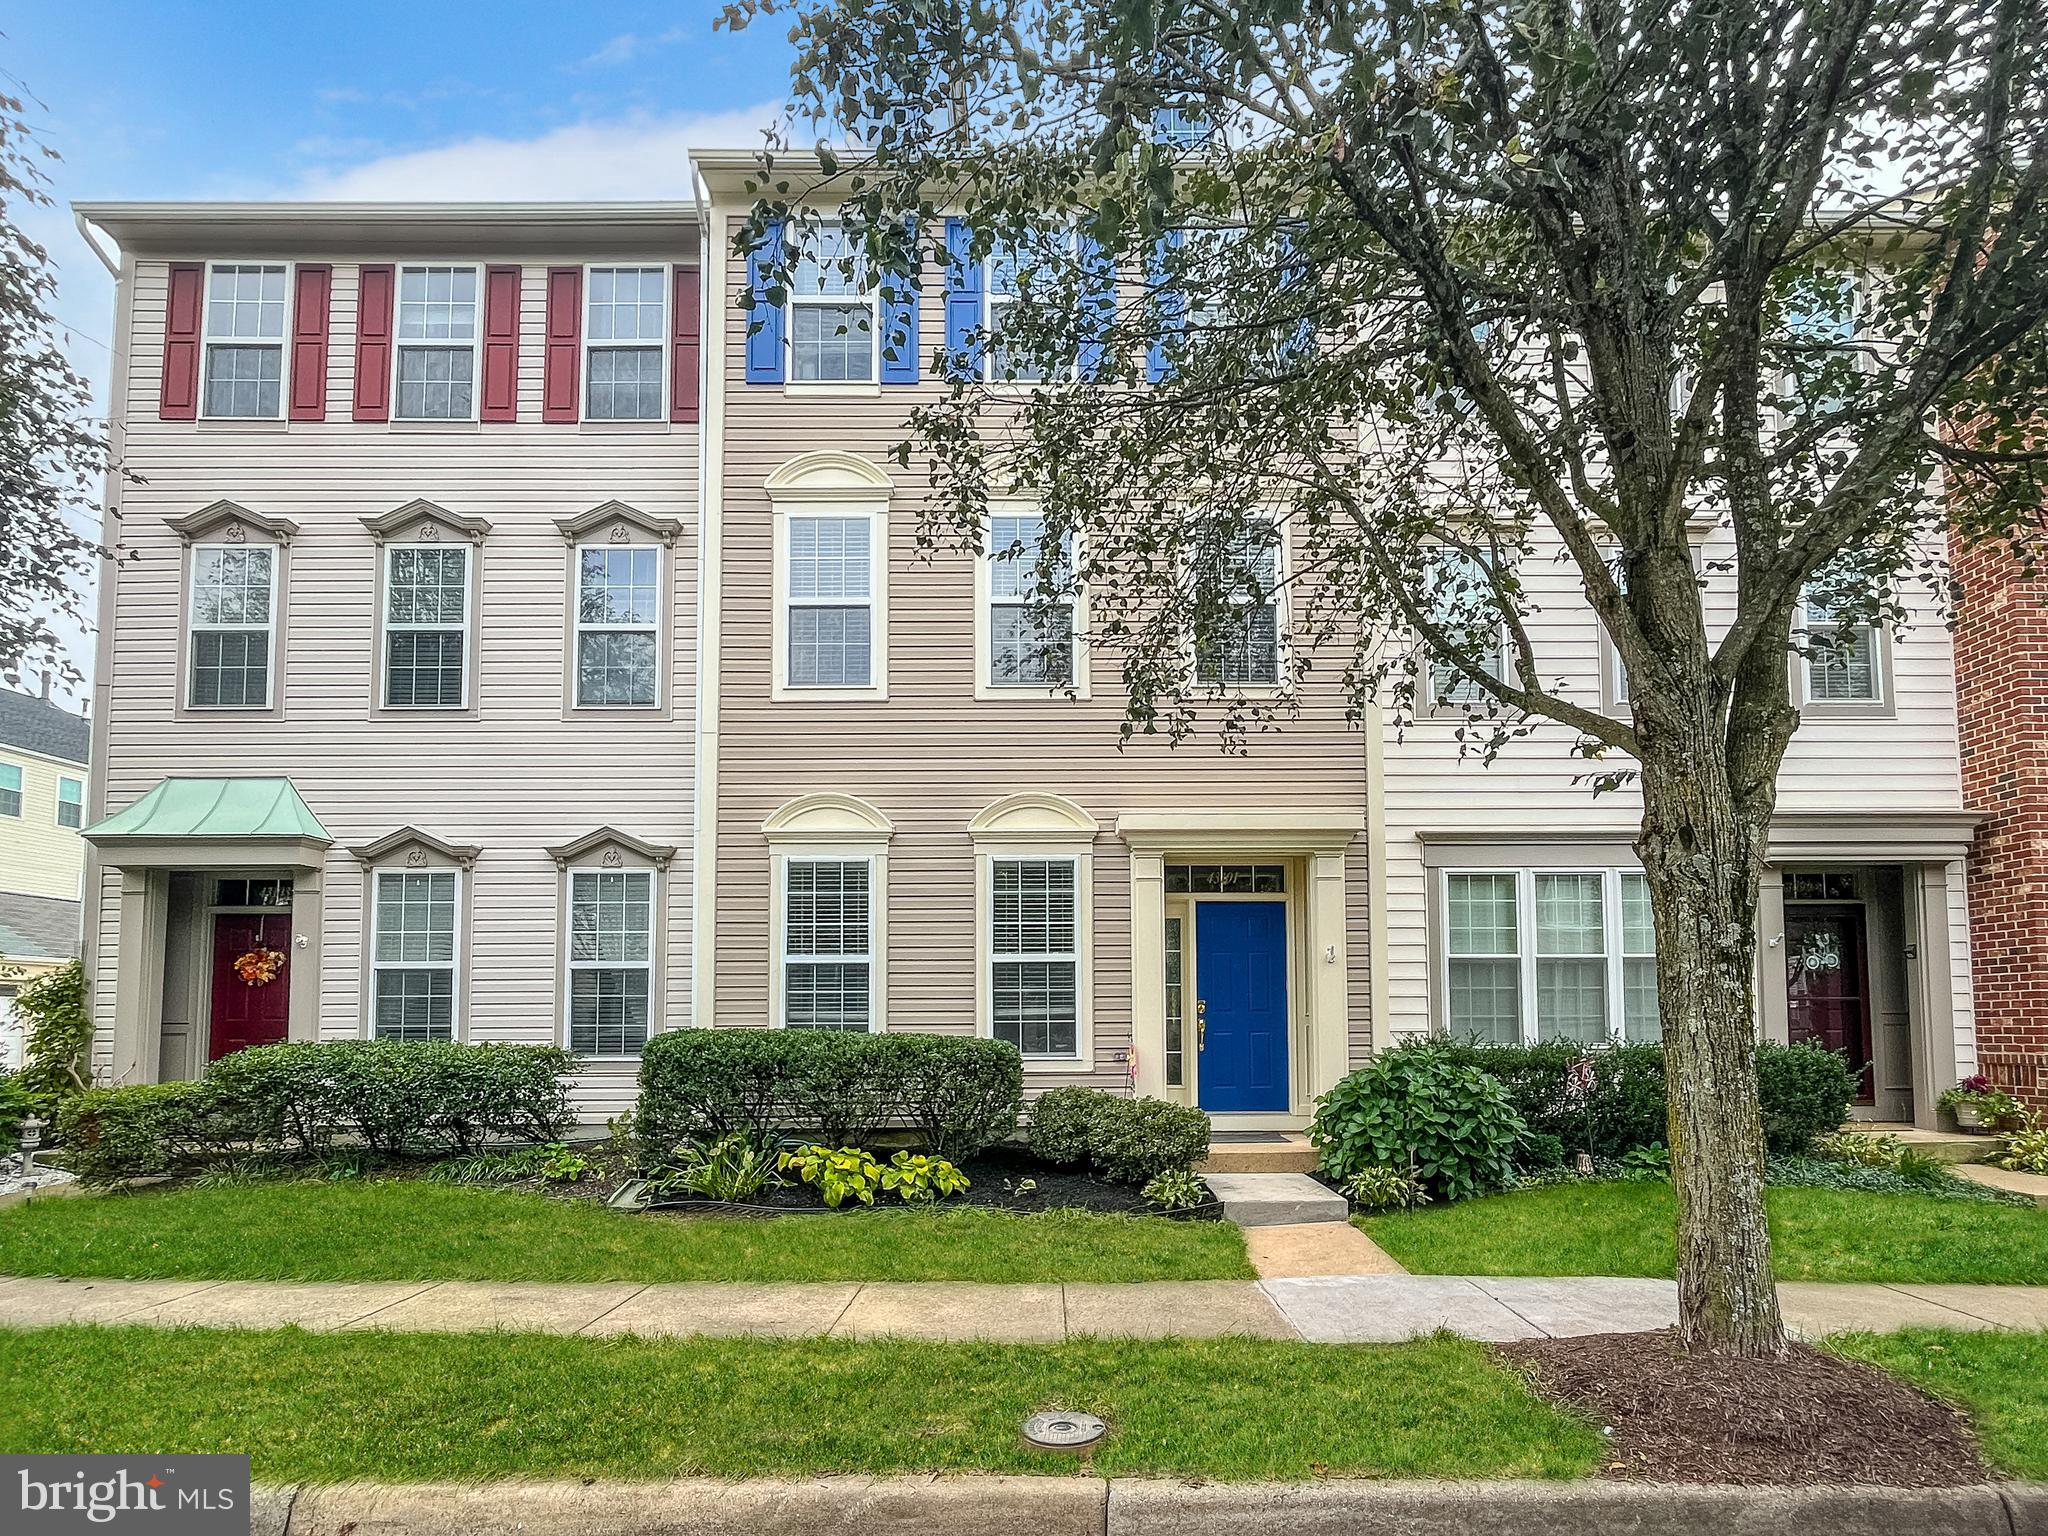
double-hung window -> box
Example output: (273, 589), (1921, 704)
(1424, 549), (1507, 707)
(785, 515), (875, 689)
(1783, 274), (1859, 419)
(188, 545), (275, 709)
(1801, 587), (1884, 706)
(790, 224), (877, 384)
(987, 513), (1074, 688)
(985, 230), (1073, 384)
(0, 765), (20, 818)
(55, 777), (82, 829)
(1442, 867), (1659, 1044)
(584, 267), (667, 420)
(991, 857), (1081, 1059)
(567, 869), (654, 1056)
(384, 544), (470, 708)
(574, 544), (661, 707)
(371, 869), (459, 1042)
(394, 265), (478, 420)
(202, 263), (287, 419)
(1195, 521), (1282, 686)
(782, 858), (873, 1030)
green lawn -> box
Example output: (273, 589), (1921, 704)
(0, 1181), (1251, 1284)
(0, 1325), (1600, 1483)
(1361, 1180), (2048, 1284)
(1831, 1330), (2048, 1480)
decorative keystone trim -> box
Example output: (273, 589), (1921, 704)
(166, 499), (300, 546)
(553, 500), (683, 546)
(359, 499), (492, 545)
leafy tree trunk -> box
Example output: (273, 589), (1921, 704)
(1637, 739), (1787, 1357)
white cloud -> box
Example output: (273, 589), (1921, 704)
(288, 103), (781, 200)
(571, 26), (691, 72)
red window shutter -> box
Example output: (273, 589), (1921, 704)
(159, 263), (204, 420)
(480, 264), (522, 422)
(543, 266), (583, 422)
(670, 264), (700, 424)
(353, 263), (396, 422)
(287, 264), (332, 422)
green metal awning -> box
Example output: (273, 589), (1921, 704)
(85, 778), (332, 869)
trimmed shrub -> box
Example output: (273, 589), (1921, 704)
(1436, 1038), (1855, 1159)
(1089, 1096), (1212, 1185)
(207, 1041), (573, 1155)
(1027, 1085), (1105, 1167)
(636, 1030), (1023, 1160)
(56, 1082), (221, 1184)
(1310, 1044), (1526, 1202)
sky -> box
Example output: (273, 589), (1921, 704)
(7, 0), (794, 700)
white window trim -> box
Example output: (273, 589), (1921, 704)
(1420, 547), (1511, 716)
(54, 775), (82, 829)
(367, 865), (465, 1043)
(1190, 511), (1289, 695)
(1795, 590), (1892, 716)
(787, 222), (881, 387)
(199, 259), (292, 422)
(0, 763), (21, 818)
(390, 262), (483, 424)
(581, 262), (671, 424)
(380, 542), (473, 710)
(773, 851), (884, 1032)
(978, 847), (1097, 1073)
(771, 507), (889, 701)
(561, 863), (660, 1060)
(1437, 865), (1655, 1047)
(572, 540), (664, 711)
(982, 228), (1080, 387)
(974, 507), (1089, 701)
(186, 541), (279, 712)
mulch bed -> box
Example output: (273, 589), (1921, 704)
(643, 1146), (1221, 1219)
(1498, 1329), (1987, 1486)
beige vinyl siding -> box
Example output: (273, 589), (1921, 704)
(711, 215), (1373, 1083)
(1381, 519), (1969, 1038)
(93, 254), (701, 1114)
(0, 745), (88, 904)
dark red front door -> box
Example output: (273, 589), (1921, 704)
(210, 912), (292, 1061)
(1785, 903), (1873, 1104)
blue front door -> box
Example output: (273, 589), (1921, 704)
(1196, 901), (1289, 1112)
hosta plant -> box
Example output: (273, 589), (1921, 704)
(1998, 1114), (2048, 1176)
(880, 1151), (970, 1204)
(669, 1133), (782, 1202)
(1343, 1164), (1430, 1213)
(1142, 1168), (1211, 1211)
(1813, 1130), (1903, 1169)
(779, 1144), (885, 1208)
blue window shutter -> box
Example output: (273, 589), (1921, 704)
(1278, 224), (1314, 361)
(1077, 234), (1115, 381)
(944, 218), (984, 382)
(881, 218), (920, 385)
(1147, 228), (1185, 384)
(744, 218), (786, 385)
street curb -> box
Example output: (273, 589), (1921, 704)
(255, 1478), (2045, 1536)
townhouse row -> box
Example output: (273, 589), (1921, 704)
(72, 158), (1984, 1130)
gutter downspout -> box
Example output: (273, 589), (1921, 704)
(74, 209), (120, 278)
(688, 163), (720, 1031)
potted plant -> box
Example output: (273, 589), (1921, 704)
(1939, 1076), (2022, 1132)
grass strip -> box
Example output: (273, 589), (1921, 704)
(1829, 1329), (2048, 1480)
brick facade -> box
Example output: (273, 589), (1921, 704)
(1955, 536), (2048, 1107)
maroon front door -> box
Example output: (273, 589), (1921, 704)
(210, 912), (292, 1061)
(1785, 903), (1873, 1104)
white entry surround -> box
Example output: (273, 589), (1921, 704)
(1120, 809), (1367, 1128)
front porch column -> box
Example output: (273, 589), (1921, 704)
(1757, 868), (1790, 1045)
(288, 861), (325, 1043)
(1306, 851), (1350, 1107)
(1129, 850), (1168, 1099)
(108, 867), (169, 1086)
(1909, 862), (1967, 1131)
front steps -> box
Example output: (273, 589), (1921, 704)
(1202, 1171), (1349, 1227)
(1839, 1121), (1990, 1166)
(1198, 1133), (1318, 1175)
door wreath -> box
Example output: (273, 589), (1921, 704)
(233, 947), (287, 986)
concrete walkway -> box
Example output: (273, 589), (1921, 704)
(5, 1271), (2048, 1343)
